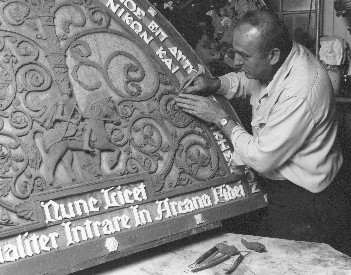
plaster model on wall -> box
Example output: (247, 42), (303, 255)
(319, 36), (346, 94)
(319, 36), (346, 66)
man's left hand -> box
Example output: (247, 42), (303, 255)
(174, 94), (228, 124)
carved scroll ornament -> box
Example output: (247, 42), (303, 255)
(0, 0), (233, 236)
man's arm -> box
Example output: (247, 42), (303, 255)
(231, 96), (315, 173)
(174, 94), (232, 125)
(179, 71), (258, 99)
(175, 93), (316, 174)
(179, 74), (221, 97)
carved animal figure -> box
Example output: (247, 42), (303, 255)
(44, 97), (121, 185)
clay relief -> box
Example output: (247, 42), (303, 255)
(0, 0), (230, 234)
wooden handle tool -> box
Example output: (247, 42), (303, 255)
(179, 64), (206, 93)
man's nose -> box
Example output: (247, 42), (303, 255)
(233, 53), (244, 66)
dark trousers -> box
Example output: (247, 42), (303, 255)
(257, 165), (351, 256)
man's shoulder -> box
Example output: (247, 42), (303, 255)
(279, 49), (334, 121)
(283, 45), (331, 99)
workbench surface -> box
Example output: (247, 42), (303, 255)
(78, 229), (351, 275)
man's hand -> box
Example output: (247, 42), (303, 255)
(179, 73), (221, 97)
(174, 94), (228, 124)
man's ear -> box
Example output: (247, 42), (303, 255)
(269, 48), (280, 65)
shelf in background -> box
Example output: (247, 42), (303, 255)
(336, 96), (351, 103)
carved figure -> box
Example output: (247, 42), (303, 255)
(82, 97), (120, 152)
(44, 97), (121, 185)
(0, 0), (231, 233)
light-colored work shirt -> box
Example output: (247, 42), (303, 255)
(217, 42), (343, 193)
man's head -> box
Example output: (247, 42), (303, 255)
(232, 10), (293, 81)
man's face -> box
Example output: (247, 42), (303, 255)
(232, 23), (273, 81)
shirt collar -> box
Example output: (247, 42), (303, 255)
(258, 41), (299, 100)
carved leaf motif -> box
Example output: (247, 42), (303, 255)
(146, 138), (156, 148)
(8, 6), (30, 23)
(27, 144), (42, 170)
(177, 173), (192, 186)
(18, 180), (30, 195)
(3, 52), (18, 64)
(33, 176), (46, 193)
(191, 164), (200, 175)
(217, 167), (227, 177)
(0, 163), (10, 174)
(24, 168), (32, 179)
(12, 162), (19, 172)
(0, 66), (11, 82)
(144, 124), (154, 137)
(25, 20), (39, 31)
(8, 142), (20, 149)
(124, 146), (132, 155)
(151, 152), (162, 161)
(160, 144), (170, 153)
(187, 149), (200, 163)
(8, 7), (22, 22)
(73, 47), (86, 58)
(12, 154), (24, 162)
(15, 201), (35, 221)
(0, 180), (10, 197)
(153, 174), (165, 192)
(144, 158), (152, 170)
(127, 82), (142, 97)
(159, 72), (172, 85)
(0, 208), (12, 225)
(12, 99), (21, 107)
(146, 101), (157, 113)
(199, 153), (210, 166)
(187, 149), (210, 175)
(132, 124), (142, 132)
(126, 158), (139, 174)
(171, 132), (178, 146)
(174, 157), (188, 173)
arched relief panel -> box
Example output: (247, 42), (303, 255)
(0, 1), (265, 274)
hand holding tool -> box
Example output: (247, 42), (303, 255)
(179, 64), (206, 94)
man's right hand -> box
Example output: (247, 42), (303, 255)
(179, 73), (221, 97)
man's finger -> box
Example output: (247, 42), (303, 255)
(175, 101), (195, 109)
(179, 73), (197, 90)
(174, 97), (192, 104)
(174, 98), (196, 107)
(174, 96), (192, 102)
(181, 84), (201, 94)
(178, 107), (197, 116)
(177, 93), (204, 101)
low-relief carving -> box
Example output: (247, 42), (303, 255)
(0, 0), (231, 235)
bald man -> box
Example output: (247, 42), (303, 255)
(175, 10), (351, 255)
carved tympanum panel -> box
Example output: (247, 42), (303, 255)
(0, 1), (265, 274)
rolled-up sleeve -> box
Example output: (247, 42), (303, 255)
(217, 72), (259, 99)
(230, 96), (315, 173)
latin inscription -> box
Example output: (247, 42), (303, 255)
(0, 180), (247, 264)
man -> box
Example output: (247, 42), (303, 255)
(175, 10), (351, 255)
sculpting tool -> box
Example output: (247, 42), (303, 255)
(179, 64), (206, 94)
